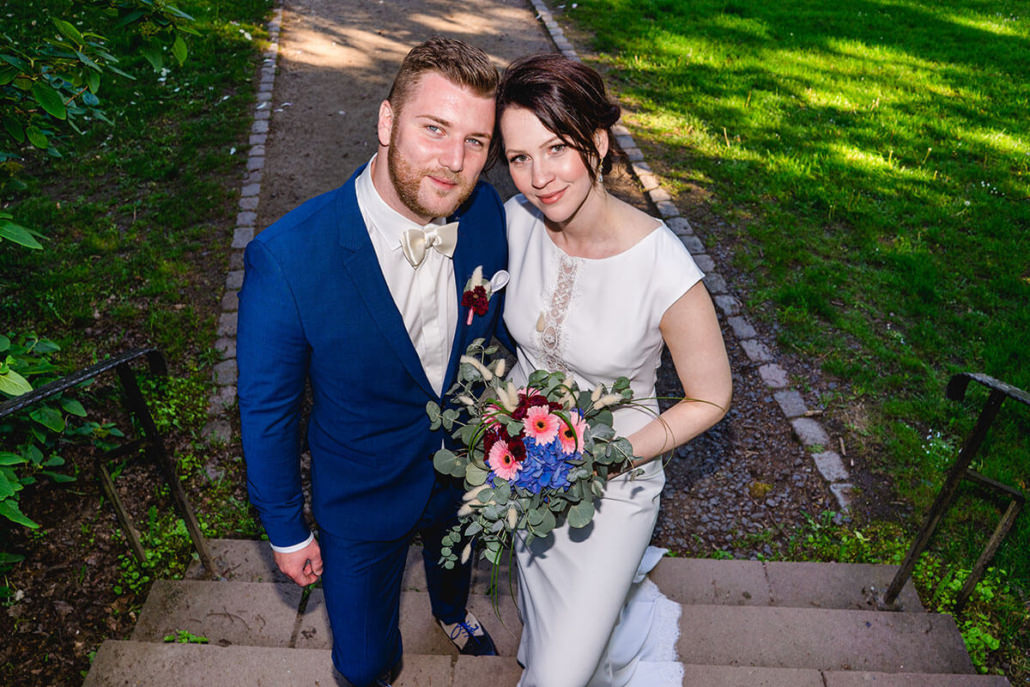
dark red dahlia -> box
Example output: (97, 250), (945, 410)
(461, 285), (490, 315)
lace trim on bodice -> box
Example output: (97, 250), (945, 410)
(539, 253), (578, 374)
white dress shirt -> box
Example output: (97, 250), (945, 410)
(272, 156), (459, 554)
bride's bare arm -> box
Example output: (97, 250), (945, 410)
(626, 281), (732, 464)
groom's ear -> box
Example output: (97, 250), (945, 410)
(377, 99), (394, 148)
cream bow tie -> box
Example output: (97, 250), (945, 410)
(400, 221), (459, 268)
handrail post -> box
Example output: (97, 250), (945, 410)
(881, 373), (1028, 612)
(115, 358), (218, 578)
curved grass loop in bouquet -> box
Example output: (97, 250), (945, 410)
(427, 339), (638, 569)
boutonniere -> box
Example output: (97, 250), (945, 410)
(461, 266), (509, 325)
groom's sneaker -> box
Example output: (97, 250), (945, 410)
(438, 611), (498, 656)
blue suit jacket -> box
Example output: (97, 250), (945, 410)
(237, 166), (508, 546)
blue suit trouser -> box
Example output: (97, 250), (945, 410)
(319, 477), (472, 687)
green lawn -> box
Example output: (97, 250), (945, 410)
(565, 0), (1028, 675)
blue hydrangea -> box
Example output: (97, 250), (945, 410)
(512, 436), (578, 494)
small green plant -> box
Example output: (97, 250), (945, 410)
(113, 508), (192, 595)
(163, 629), (208, 644)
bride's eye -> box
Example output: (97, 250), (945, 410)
(508, 154), (528, 165)
(549, 144), (566, 154)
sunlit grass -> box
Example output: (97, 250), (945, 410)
(570, 0), (1029, 676)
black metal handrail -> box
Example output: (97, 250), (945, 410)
(1, 348), (217, 578)
(881, 372), (1028, 613)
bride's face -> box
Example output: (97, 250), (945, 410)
(500, 106), (600, 226)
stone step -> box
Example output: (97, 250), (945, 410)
(651, 557), (923, 611)
(677, 664), (1012, 686)
(82, 641), (520, 687)
(187, 538), (513, 595)
(137, 577), (966, 676)
(677, 604), (975, 674)
(134, 579), (522, 655)
(189, 539), (921, 612)
(81, 642), (1012, 687)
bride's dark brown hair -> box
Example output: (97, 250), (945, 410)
(494, 53), (623, 182)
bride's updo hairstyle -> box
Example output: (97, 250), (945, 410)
(495, 53), (624, 183)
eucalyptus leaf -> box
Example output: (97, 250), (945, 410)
(466, 463), (488, 486)
(432, 449), (463, 479)
(532, 508), (556, 537)
(567, 500), (595, 529)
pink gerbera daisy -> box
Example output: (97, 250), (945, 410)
(557, 411), (588, 455)
(523, 405), (560, 444)
(488, 439), (523, 481)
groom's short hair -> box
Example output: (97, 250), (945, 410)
(387, 37), (499, 113)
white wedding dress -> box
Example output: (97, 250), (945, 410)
(504, 194), (704, 687)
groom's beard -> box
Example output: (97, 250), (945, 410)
(387, 134), (477, 221)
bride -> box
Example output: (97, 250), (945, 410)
(495, 53), (733, 687)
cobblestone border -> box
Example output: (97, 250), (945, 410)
(526, 0), (853, 511)
(203, 4), (284, 445)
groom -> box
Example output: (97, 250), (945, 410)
(237, 37), (506, 687)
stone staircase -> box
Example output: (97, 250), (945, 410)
(82, 539), (1011, 686)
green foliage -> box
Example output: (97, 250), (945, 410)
(113, 506), (191, 595)
(1, 0), (198, 161)
(0, 333), (119, 529)
(163, 629), (208, 644)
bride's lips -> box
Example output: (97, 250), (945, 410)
(537, 188), (565, 205)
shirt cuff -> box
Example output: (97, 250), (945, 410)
(270, 532), (315, 554)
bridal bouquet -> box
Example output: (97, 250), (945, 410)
(427, 339), (637, 569)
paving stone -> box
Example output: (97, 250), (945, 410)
(648, 187), (672, 204)
(665, 215), (692, 235)
(758, 363), (789, 388)
(813, 450), (849, 482)
(680, 664), (825, 687)
(727, 315), (757, 339)
(213, 360), (237, 386)
(452, 655), (523, 687)
(791, 417), (830, 448)
(773, 390), (808, 419)
(714, 294), (742, 317)
(233, 226), (255, 248)
(217, 311), (238, 337)
(656, 199), (679, 217)
(185, 539), (289, 583)
(220, 290), (239, 312)
(201, 419), (232, 445)
(703, 271), (727, 294)
(680, 234), (704, 255)
(225, 270), (245, 290)
(830, 482), (856, 510)
(741, 338), (774, 363)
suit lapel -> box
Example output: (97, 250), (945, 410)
(444, 219), (476, 392)
(335, 183), (436, 398)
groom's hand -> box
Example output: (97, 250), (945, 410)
(274, 539), (324, 586)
